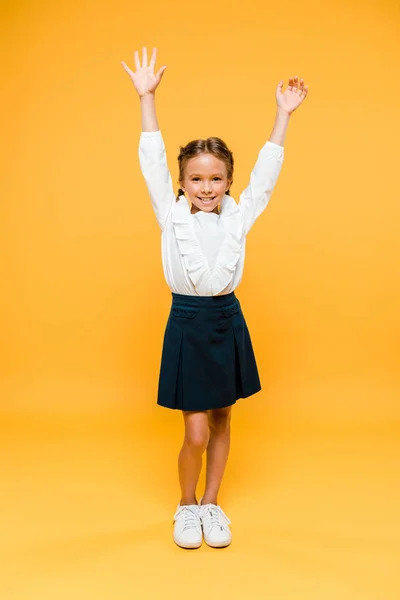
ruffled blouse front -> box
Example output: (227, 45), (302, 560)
(138, 130), (284, 296)
(172, 195), (244, 296)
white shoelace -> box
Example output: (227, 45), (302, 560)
(174, 505), (200, 531)
(200, 504), (231, 528)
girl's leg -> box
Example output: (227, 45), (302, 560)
(178, 410), (210, 505)
(202, 406), (232, 505)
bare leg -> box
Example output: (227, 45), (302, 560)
(178, 410), (209, 505)
(202, 406), (232, 505)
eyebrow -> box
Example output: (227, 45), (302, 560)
(188, 173), (225, 177)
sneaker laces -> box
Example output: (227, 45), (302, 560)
(199, 504), (231, 529)
(173, 505), (200, 532)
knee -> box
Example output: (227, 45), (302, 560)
(209, 409), (231, 434)
(184, 430), (210, 453)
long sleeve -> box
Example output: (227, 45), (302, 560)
(238, 141), (284, 236)
(138, 130), (176, 231)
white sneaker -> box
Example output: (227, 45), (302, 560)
(173, 504), (203, 549)
(198, 498), (232, 548)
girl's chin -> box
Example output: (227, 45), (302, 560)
(191, 201), (219, 215)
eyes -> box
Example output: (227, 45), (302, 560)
(191, 177), (222, 181)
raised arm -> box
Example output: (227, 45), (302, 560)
(121, 47), (175, 230)
(238, 133), (285, 236)
(137, 96), (176, 231)
(238, 75), (309, 235)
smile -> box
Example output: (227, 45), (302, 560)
(198, 197), (216, 203)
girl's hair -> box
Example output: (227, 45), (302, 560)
(176, 137), (234, 201)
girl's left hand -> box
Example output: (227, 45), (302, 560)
(276, 76), (308, 115)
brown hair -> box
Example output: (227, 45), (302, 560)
(176, 137), (234, 201)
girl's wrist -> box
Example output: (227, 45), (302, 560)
(276, 106), (291, 118)
(140, 92), (156, 100)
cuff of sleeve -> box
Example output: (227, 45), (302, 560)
(140, 130), (162, 137)
(266, 140), (284, 149)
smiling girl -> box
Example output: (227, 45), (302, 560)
(121, 47), (308, 549)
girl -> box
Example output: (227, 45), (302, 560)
(121, 47), (308, 550)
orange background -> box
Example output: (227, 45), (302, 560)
(1, 0), (399, 597)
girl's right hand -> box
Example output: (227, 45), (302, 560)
(121, 47), (167, 97)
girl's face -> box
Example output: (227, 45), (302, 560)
(180, 153), (231, 215)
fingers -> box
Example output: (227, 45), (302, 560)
(288, 75), (309, 97)
(130, 47), (157, 72)
(121, 61), (134, 77)
(149, 47), (157, 70)
(288, 76), (301, 93)
(157, 65), (167, 81)
(134, 50), (140, 70)
(297, 77), (309, 98)
(301, 85), (309, 99)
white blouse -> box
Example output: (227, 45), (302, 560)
(138, 130), (284, 296)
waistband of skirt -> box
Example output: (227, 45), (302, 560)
(171, 291), (237, 307)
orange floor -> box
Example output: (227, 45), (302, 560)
(1, 379), (399, 600)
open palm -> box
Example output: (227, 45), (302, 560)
(276, 76), (308, 115)
(121, 47), (167, 97)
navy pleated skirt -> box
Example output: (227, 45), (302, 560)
(157, 291), (262, 411)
